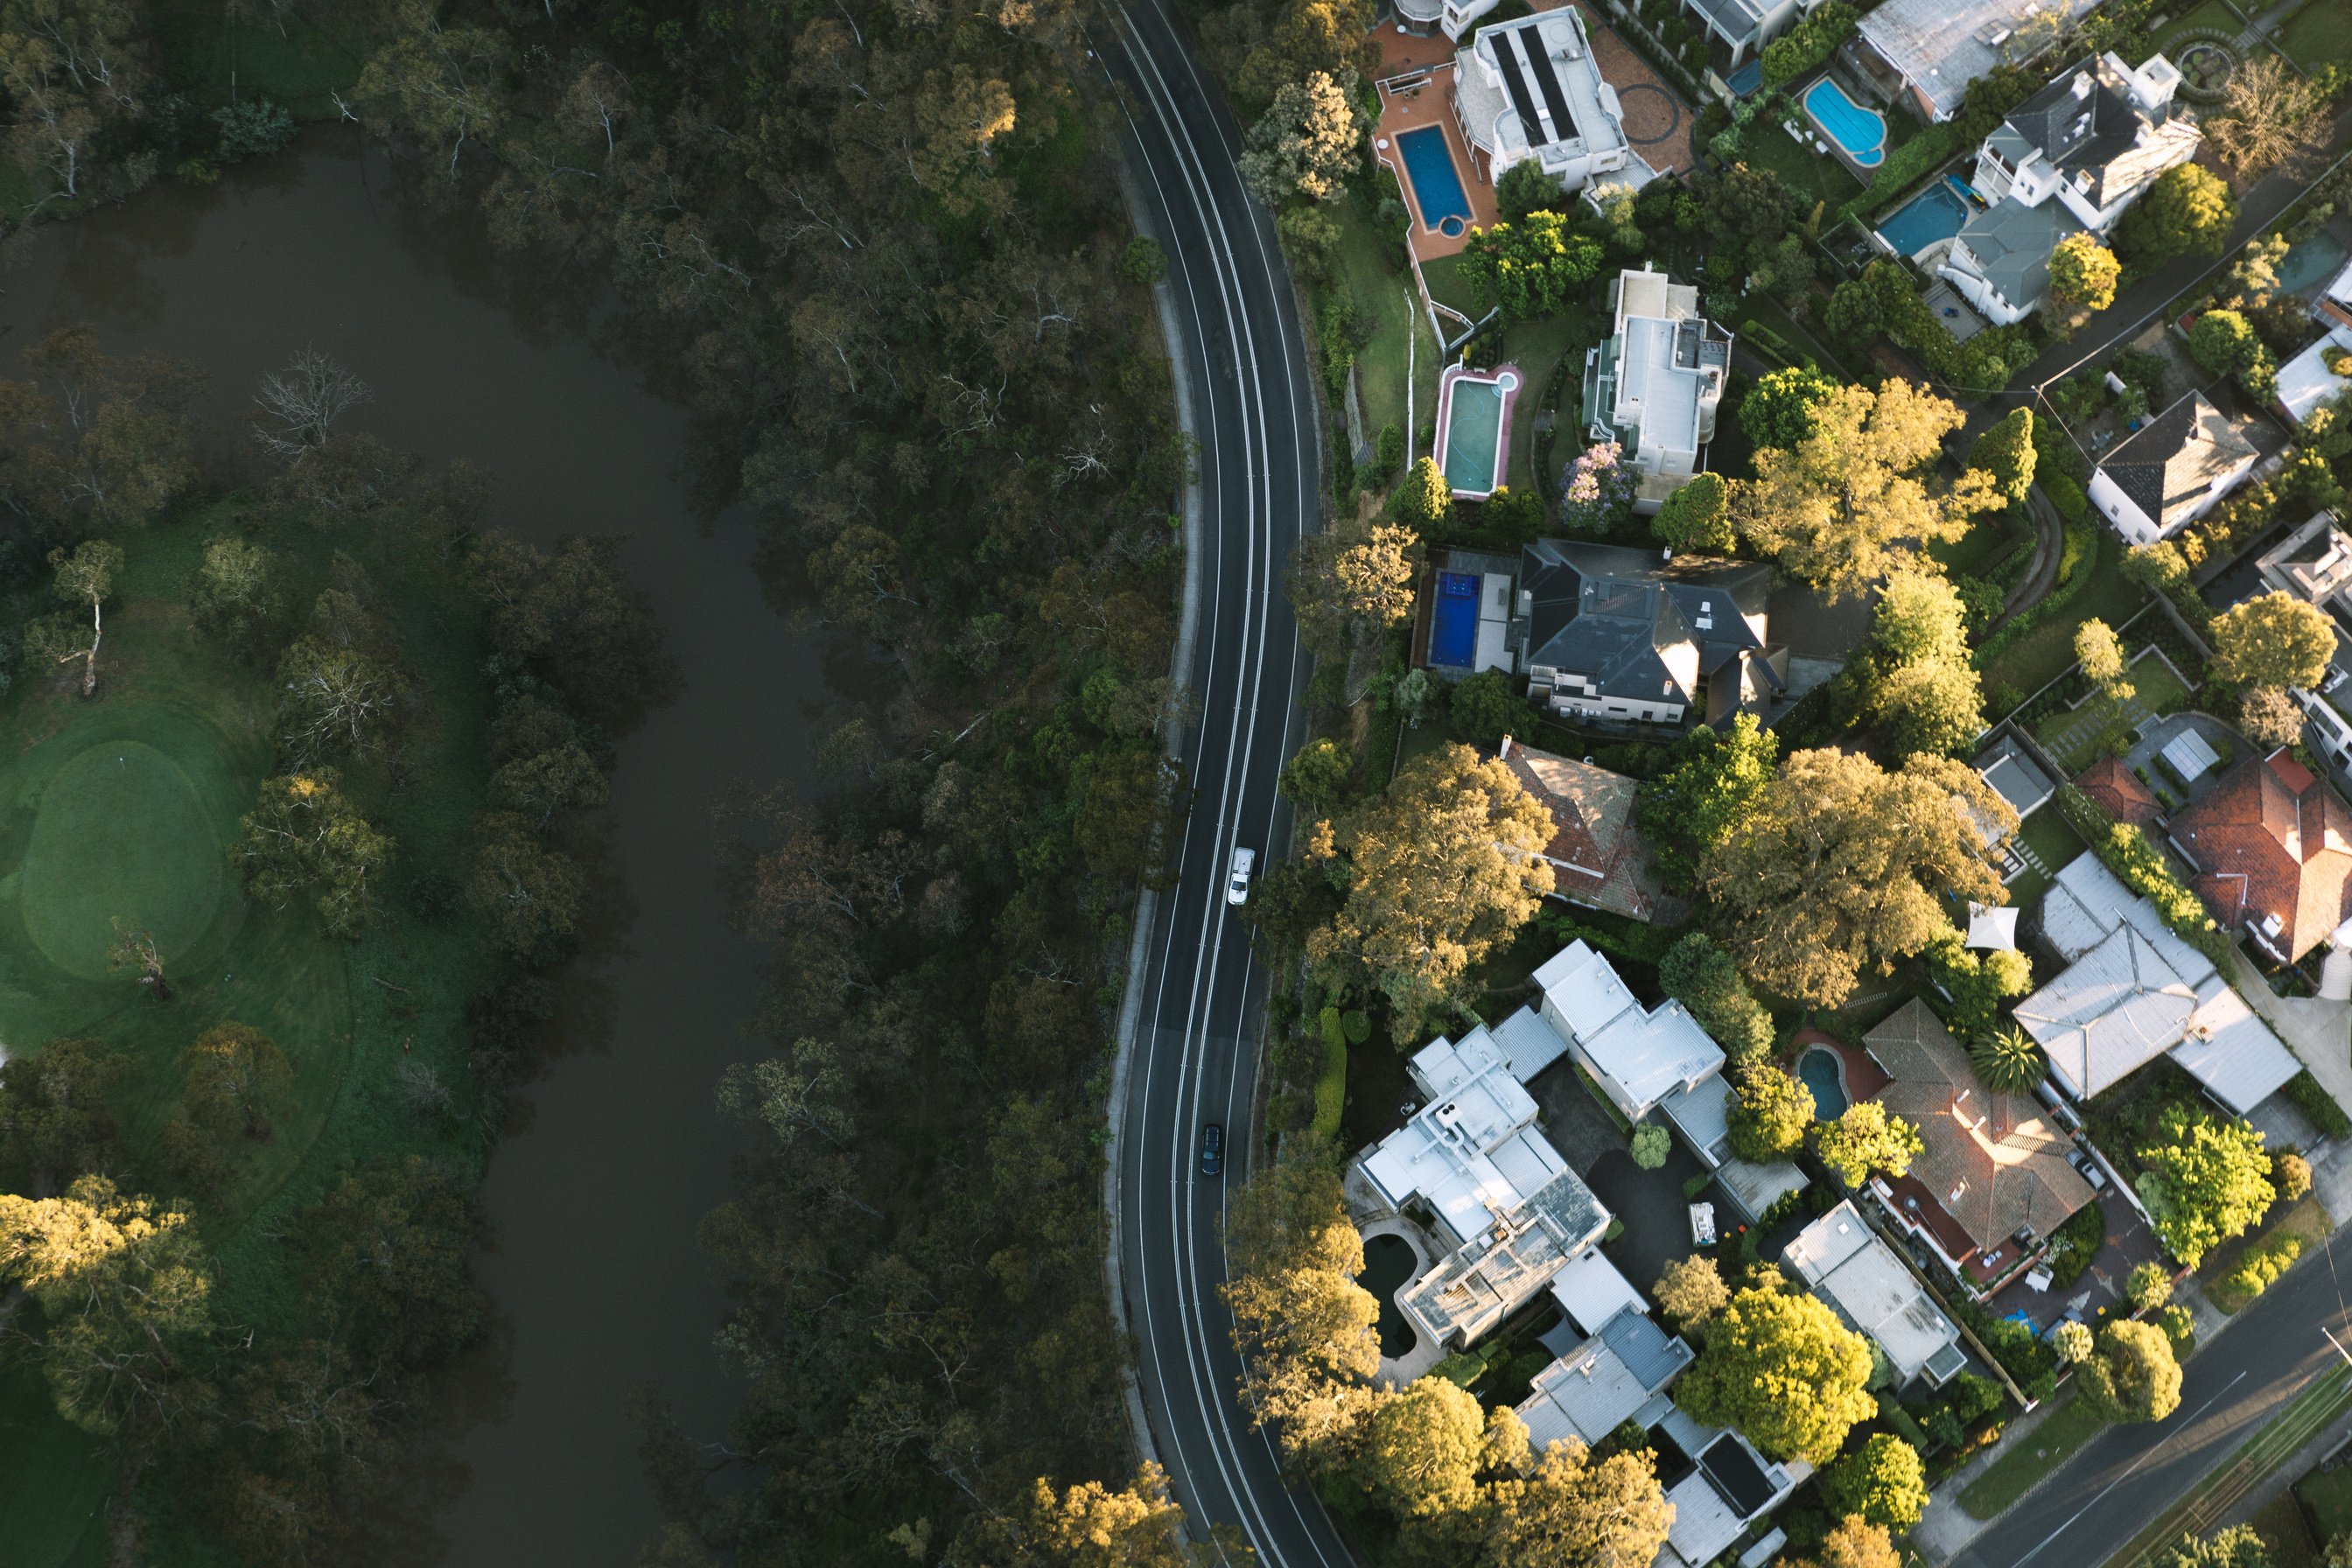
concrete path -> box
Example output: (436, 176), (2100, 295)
(2230, 947), (2352, 1123)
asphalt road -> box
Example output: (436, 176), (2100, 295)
(1096, 4), (1354, 1565)
(1953, 1228), (2352, 1568)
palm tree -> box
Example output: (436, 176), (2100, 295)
(1970, 1026), (2046, 1095)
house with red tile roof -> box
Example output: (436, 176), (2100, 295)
(1860, 1000), (2096, 1296)
(1496, 736), (1670, 922)
(2074, 757), (2162, 829)
(2168, 748), (2352, 963)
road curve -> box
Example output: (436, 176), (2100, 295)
(1097, 4), (1351, 1564)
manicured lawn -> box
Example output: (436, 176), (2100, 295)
(2006, 805), (2087, 910)
(1496, 304), (1603, 493)
(1981, 531), (2154, 701)
(0, 1368), (109, 1568)
(2277, 0), (2352, 70)
(2160, 0), (2253, 46)
(2298, 1461), (2352, 1541)
(1932, 514), (2023, 578)
(2034, 648), (2192, 773)
(2250, 1490), (2323, 1568)
(1740, 121), (1865, 212)
(2200, 1194), (2332, 1312)
(1334, 200), (1443, 449)
(1962, 1395), (2110, 1519)
(1421, 252), (1484, 321)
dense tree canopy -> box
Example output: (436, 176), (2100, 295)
(236, 769), (395, 938)
(1821, 1434), (1928, 1532)
(1738, 366), (1841, 453)
(1637, 713), (1778, 891)
(1732, 382), (2001, 600)
(1701, 750), (2014, 1007)
(1305, 745), (1554, 1040)
(2118, 164), (2238, 264)
(1813, 1102), (1925, 1186)
(1727, 1065), (1815, 1162)
(1658, 933), (1774, 1061)
(2079, 1318), (2183, 1423)
(1456, 213), (1606, 324)
(2048, 234), (2121, 312)
(2137, 1106), (2275, 1267)
(1677, 1284), (1876, 1464)
(2210, 592), (2335, 693)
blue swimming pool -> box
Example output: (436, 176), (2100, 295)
(1796, 1046), (1850, 1118)
(1396, 126), (1472, 233)
(1804, 77), (1886, 168)
(1430, 571), (1480, 668)
(2279, 231), (2352, 297)
(1726, 59), (1763, 98)
(1877, 175), (1976, 257)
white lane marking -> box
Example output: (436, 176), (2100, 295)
(2011, 1369), (2250, 1568)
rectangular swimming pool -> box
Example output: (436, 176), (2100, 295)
(1441, 375), (1506, 492)
(1396, 125), (1472, 233)
(1430, 571), (1481, 668)
(1877, 176), (1975, 257)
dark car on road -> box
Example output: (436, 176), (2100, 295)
(1200, 1122), (1224, 1177)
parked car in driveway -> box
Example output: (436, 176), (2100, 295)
(1226, 846), (1256, 906)
(1200, 1123), (1224, 1177)
(2070, 1149), (2109, 1191)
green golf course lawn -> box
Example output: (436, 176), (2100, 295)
(0, 509), (500, 1568)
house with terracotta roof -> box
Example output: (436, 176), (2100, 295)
(2170, 748), (2352, 963)
(1495, 735), (1671, 922)
(1859, 1000), (2094, 1294)
(2087, 390), (2262, 547)
(2075, 757), (2162, 829)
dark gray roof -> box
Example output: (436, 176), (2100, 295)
(2096, 391), (2260, 532)
(1520, 541), (1771, 709)
(2006, 60), (2138, 169)
(1686, 0), (1768, 44)
(1956, 196), (2080, 308)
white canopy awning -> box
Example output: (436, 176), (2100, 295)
(1967, 902), (2020, 951)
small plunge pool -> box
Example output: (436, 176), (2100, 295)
(1796, 1046), (1851, 1118)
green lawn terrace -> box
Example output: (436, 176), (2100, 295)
(2276, 0), (2352, 71)
(2034, 648), (2194, 774)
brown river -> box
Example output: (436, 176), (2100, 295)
(3, 131), (814, 1564)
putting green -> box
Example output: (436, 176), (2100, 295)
(20, 739), (227, 981)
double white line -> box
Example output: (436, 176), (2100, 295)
(1101, 4), (1344, 1564)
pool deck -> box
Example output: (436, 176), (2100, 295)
(1789, 1028), (1890, 1103)
(1797, 69), (1890, 181)
(1372, 2), (1693, 268)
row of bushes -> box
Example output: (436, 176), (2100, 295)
(2054, 785), (2235, 962)
(2223, 1234), (2303, 1302)
(1759, 0), (1858, 88)
(1536, 907), (1686, 966)
(1973, 514), (2103, 668)
(1845, 122), (1969, 221)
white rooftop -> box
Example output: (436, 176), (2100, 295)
(1461, 10), (1628, 164)
(1782, 1200), (1962, 1383)
(1549, 1246), (1646, 1335)
(1536, 940), (1725, 1112)
(1969, 901), (2021, 951)
(2276, 326), (2352, 428)
(1859, 0), (2100, 121)
(2023, 854), (2297, 1106)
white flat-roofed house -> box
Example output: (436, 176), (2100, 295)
(1680, 0), (1819, 74)
(1451, 10), (1638, 194)
(1585, 268), (1733, 511)
(1783, 1200), (1969, 1388)
(2088, 391), (2261, 546)
(1536, 940), (1726, 1123)
(2277, 326), (2352, 429)
(1516, 1306), (1695, 1451)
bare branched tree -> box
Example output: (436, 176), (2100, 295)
(2206, 54), (2332, 179)
(253, 347), (373, 464)
(108, 919), (171, 1000)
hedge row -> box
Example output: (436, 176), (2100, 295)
(2054, 785), (2233, 962)
(1844, 122), (1969, 221)
(1973, 513), (2102, 668)
(2286, 1069), (2352, 1140)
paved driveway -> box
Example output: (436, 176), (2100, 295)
(1586, 1143), (1711, 1301)
(2230, 948), (2352, 1123)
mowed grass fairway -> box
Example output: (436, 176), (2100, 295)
(0, 507), (500, 1568)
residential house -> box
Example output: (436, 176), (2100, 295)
(2075, 756), (2163, 829)
(1677, 0), (1823, 76)
(2277, 323), (2352, 429)
(1653, 1406), (1810, 1568)
(1515, 540), (1785, 726)
(1360, 1026), (1617, 1349)
(2171, 747), (2352, 964)
(1536, 940), (1723, 1123)
(1783, 1199), (1970, 1387)
(1583, 268), (1734, 511)
(2322, 256), (2352, 334)
(1494, 735), (1672, 921)
(1515, 1306), (1694, 1452)
(1862, 999), (2095, 1294)
(2086, 391), (2261, 546)
(2019, 854), (2302, 1112)
(1852, 0), (2104, 124)
(2256, 512), (2352, 614)
(1939, 52), (2198, 324)
(1451, 10), (1640, 194)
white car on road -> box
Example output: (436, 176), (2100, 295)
(1227, 846), (1256, 906)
